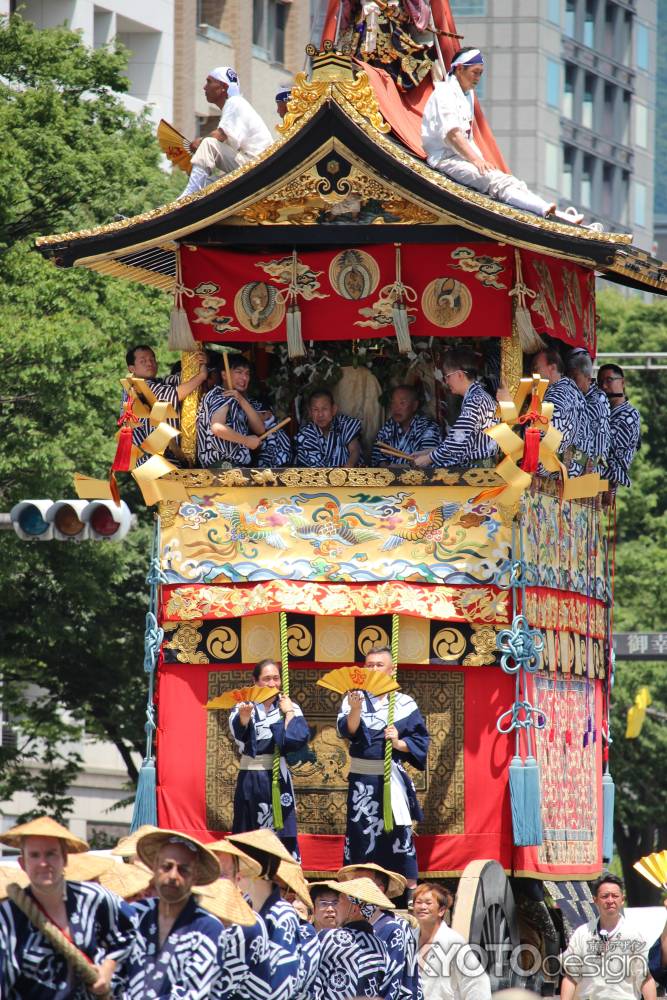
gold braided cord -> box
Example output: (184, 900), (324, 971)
(179, 350), (202, 465)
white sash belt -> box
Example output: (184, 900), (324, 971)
(348, 757), (412, 825)
(239, 754), (274, 771)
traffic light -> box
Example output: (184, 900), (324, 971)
(10, 500), (132, 542)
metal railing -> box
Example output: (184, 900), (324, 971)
(595, 352), (667, 370)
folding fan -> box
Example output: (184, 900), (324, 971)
(205, 686), (276, 710)
(316, 666), (400, 696)
(157, 119), (193, 174)
(633, 850), (667, 889)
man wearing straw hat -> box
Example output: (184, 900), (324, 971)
(313, 876), (399, 1000)
(337, 861), (421, 1000)
(0, 815), (135, 999)
(227, 829), (305, 1000)
(123, 828), (227, 999)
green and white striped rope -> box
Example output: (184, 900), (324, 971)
(271, 612), (291, 830)
(383, 614), (400, 832)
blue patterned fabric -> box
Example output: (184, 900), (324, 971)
(584, 384), (611, 471)
(295, 920), (321, 1000)
(259, 888), (303, 1000)
(197, 387), (253, 468)
(428, 382), (498, 467)
(337, 692), (429, 881)
(315, 921), (394, 1000)
(608, 400), (641, 488)
(293, 414), (361, 467)
(125, 895), (225, 999)
(249, 401), (293, 467)
(372, 415), (441, 466)
(544, 377), (591, 477)
(649, 938), (667, 988)
(218, 911), (272, 1000)
(0, 881), (134, 1000)
(230, 700), (310, 860)
(373, 911), (423, 1000)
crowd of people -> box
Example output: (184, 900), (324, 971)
(124, 343), (641, 493)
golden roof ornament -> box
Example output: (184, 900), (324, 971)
(278, 41), (390, 137)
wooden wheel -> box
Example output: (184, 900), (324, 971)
(452, 859), (520, 993)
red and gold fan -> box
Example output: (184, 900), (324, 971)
(205, 686), (277, 710)
(316, 666), (400, 696)
(634, 850), (667, 890)
(157, 119), (193, 174)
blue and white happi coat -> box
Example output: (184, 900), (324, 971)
(608, 400), (641, 488)
(428, 382), (498, 467)
(249, 400), (293, 468)
(258, 888), (304, 1000)
(125, 895), (225, 999)
(544, 376), (591, 477)
(372, 415), (441, 466)
(295, 919), (321, 1000)
(584, 384), (611, 471)
(337, 691), (429, 881)
(230, 699), (310, 860)
(218, 910), (272, 1000)
(373, 910), (423, 1000)
(197, 387), (253, 468)
(293, 414), (361, 467)
(315, 922), (394, 1000)
(0, 880), (134, 1000)
(121, 374), (180, 461)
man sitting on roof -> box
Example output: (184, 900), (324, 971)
(422, 48), (583, 224)
(181, 67), (273, 199)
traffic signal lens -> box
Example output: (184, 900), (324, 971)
(18, 507), (49, 536)
(90, 506), (119, 537)
(54, 506), (85, 537)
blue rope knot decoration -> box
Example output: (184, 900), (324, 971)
(146, 555), (167, 589)
(496, 614), (544, 675)
(497, 699), (547, 735)
(495, 559), (538, 592)
(143, 610), (164, 674)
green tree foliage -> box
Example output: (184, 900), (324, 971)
(597, 290), (667, 902)
(0, 13), (181, 820)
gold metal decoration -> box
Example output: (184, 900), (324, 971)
(432, 627), (467, 662)
(463, 626), (499, 666)
(357, 625), (390, 656)
(180, 349), (203, 465)
(501, 323), (524, 397)
(163, 623), (208, 664)
(286, 623), (314, 658)
(206, 626), (240, 661)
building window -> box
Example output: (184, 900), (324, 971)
(253, 0), (286, 64)
(563, 146), (574, 202)
(564, 0), (575, 37)
(450, 0), (487, 14)
(635, 23), (649, 71)
(545, 142), (560, 190)
(634, 181), (647, 227)
(548, 0), (560, 25)
(563, 63), (575, 119)
(581, 155), (592, 208)
(584, 0), (595, 47)
(546, 59), (560, 109)
(582, 75), (594, 130)
(634, 102), (648, 148)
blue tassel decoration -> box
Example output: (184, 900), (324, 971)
(508, 755), (526, 843)
(602, 770), (615, 863)
(131, 757), (157, 831)
(522, 754), (544, 846)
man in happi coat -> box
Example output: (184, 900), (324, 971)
(413, 348), (498, 469)
(124, 828), (226, 999)
(0, 816), (134, 999)
(597, 363), (641, 490)
(533, 347), (592, 477)
(208, 840), (272, 1000)
(567, 348), (610, 474)
(294, 388), (362, 467)
(197, 353), (265, 467)
(338, 862), (422, 1000)
(337, 645), (429, 887)
(313, 877), (399, 1000)
(372, 384), (441, 466)
(227, 830), (305, 1000)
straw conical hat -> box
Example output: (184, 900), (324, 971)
(64, 853), (117, 883)
(98, 862), (153, 900)
(137, 829), (221, 886)
(111, 824), (160, 858)
(194, 878), (257, 926)
(336, 862), (406, 900)
(313, 877), (395, 910)
(276, 860), (312, 910)
(207, 840), (262, 878)
(0, 865), (29, 900)
(226, 829), (299, 867)
(0, 817), (88, 853)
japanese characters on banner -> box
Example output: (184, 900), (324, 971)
(520, 249), (597, 354)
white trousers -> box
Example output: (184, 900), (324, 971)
(429, 153), (552, 217)
(190, 136), (241, 176)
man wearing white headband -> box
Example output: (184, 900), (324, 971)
(422, 47), (584, 224)
(181, 66), (273, 198)
(275, 86), (292, 120)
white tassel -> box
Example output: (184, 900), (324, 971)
(392, 301), (412, 354)
(168, 304), (197, 350)
(286, 303), (305, 359)
(514, 304), (546, 355)
(362, 2), (380, 53)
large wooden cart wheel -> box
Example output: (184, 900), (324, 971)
(452, 859), (520, 992)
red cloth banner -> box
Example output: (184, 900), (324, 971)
(180, 243), (513, 344)
(521, 250), (597, 355)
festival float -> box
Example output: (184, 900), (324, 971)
(36, 2), (667, 990)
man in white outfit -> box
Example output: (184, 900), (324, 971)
(181, 66), (273, 198)
(422, 48), (583, 224)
